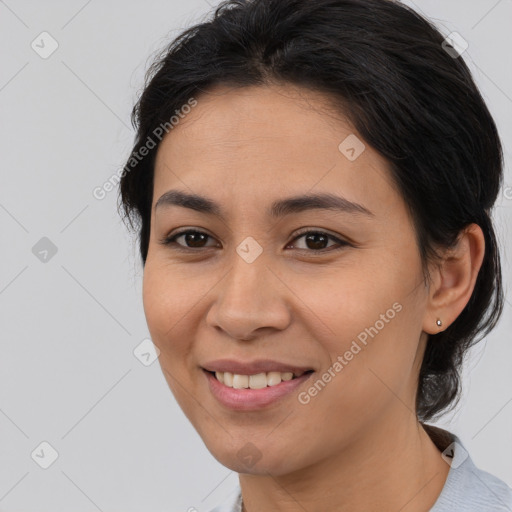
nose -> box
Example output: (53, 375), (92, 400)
(205, 251), (292, 341)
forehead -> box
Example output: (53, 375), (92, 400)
(152, 84), (399, 219)
(156, 84), (354, 161)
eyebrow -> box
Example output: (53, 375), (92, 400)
(154, 189), (374, 220)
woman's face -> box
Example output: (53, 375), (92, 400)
(143, 84), (432, 475)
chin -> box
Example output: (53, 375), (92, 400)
(202, 435), (305, 476)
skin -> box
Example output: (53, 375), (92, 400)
(143, 83), (485, 512)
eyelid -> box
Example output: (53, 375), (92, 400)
(288, 228), (350, 252)
(159, 227), (219, 248)
(160, 227), (351, 252)
(291, 227), (346, 242)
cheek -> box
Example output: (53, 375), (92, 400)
(142, 262), (207, 419)
(294, 309), (418, 453)
(287, 261), (404, 343)
(142, 261), (203, 343)
(298, 262), (423, 406)
(141, 262), (200, 385)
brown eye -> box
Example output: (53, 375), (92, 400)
(288, 230), (349, 252)
(161, 230), (218, 249)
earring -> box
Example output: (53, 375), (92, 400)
(436, 319), (443, 327)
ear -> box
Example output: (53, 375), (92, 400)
(422, 223), (486, 335)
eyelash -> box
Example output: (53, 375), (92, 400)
(159, 228), (350, 254)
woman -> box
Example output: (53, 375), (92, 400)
(118, 0), (512, 510)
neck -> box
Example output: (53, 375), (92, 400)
(238, 413), (450, 512)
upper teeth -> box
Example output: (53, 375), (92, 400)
(214, 371), (300, 389)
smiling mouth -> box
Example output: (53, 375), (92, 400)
(204, 369), (314, 389)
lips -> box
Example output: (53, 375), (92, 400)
(201, 358), (314, 376)
(204, 368), (314, 410)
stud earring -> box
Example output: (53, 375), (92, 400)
(436, 319), (443, 327)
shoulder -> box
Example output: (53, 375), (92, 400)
(428, 429), (512, 511)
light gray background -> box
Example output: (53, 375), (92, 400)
(0, 0), (510, 510)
